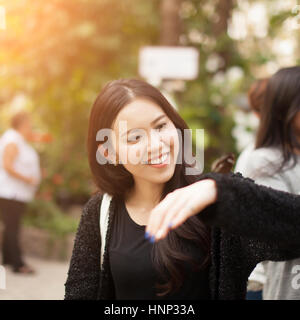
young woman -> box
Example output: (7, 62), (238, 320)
(65, 79), (300, 300)
(236, 66), (300, 300)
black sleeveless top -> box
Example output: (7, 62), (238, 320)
(108, 198), (211, 300)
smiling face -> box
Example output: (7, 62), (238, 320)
(111, 98), (180, 185)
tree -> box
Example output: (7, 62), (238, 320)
(0, 0), (298, 203)
(160, 0), (182, 45)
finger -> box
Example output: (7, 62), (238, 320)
(168, 206), (194, 230)
(146, 206), (171, 241)
(154, 196), (190, 240)
(145, 194), (171, 235)
(154, 210), (180, 241)
(157, 204), (195, 241)
(145, 192), (177, 237)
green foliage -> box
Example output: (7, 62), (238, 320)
(0, 0), (161, 203)
(0, 0), (298, 205)
(23, 199), (79, 237)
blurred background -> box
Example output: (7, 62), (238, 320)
(0, 0), (299, 299)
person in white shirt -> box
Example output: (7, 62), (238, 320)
(236, 66), (300, 300)
(0, 110), (51, 273)
(235, 78), (268, 173)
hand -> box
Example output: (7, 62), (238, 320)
(40, 133), (53, 143)
(25, 176), (39, 186)
(28, 132), (53, 143)
(211, 153), (235, 173)
(145, 179), (217, 242)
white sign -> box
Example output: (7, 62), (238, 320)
(139, 46), (199, 82)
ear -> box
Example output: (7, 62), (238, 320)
(97, 144), (117, 164)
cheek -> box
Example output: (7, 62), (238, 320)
(118, 142), (145, 164)
(120, 145), (146, 178)
(162, 128), (180, 160)
(117, 143), (127, 163)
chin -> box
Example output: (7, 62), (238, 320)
(124, 156), (177, 184)
(144, 164), (176, 184)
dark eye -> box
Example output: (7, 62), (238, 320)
(156, 123), (167, 131)
(127, 135), (141, 143)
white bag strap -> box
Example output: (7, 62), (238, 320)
(100, 193), (112, 269)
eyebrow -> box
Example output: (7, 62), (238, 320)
(121, 114), (167, 137)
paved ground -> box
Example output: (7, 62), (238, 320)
(0, 256), (69, 300)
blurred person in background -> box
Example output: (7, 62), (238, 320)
(0, 110), (52, 274)
(234, 78), (269, 300)
(236, 66), (300, 300)
(235, 78), (269, 173)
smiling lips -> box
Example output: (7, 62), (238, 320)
(145, 152), (170, 165)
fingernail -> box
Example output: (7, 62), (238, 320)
(149, 235), (155, 243)
(144, 231), (150, 239)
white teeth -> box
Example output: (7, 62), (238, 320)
(149, 152), (168, 165)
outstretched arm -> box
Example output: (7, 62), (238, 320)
(198, 172), (300, 248)
(145, 172), (300, 259)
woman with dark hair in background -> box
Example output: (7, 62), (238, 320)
(236, 66), (300, 300)
(235, 78), (269, 173)
(65, 78), (300, 300)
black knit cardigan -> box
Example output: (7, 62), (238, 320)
(64, 172), (300, 300)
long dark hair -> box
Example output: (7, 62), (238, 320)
(255, 66), (300, 175)
(87, 79), (210, 296)
(248, 78), (268, 114)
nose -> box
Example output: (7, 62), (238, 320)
(147, 130), (163, 161)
